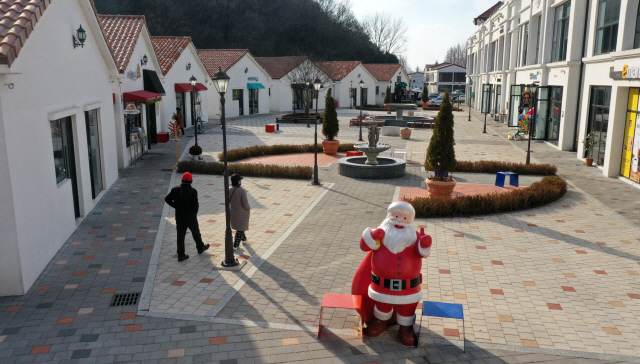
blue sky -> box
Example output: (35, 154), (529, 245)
(350, 0), (499, 70)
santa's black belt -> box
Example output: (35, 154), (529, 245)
(371, 273), (420, 291)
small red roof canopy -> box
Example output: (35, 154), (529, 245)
(122, 90), (162, 102)
(174, 83), (208, 92)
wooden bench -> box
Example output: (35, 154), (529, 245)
(407, 120), (435, 129)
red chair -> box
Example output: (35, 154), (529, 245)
(318, 294), (363, 341)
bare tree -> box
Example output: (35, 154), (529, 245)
(361, 12), (407, 55)
(415, 64), (422, 73)
(397, 54), (410, 72)
(283, 59), (331, 115)
(444, 43), (467, 68)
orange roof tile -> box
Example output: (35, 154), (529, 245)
(254, 56), (307, 79)
(99, 15), (145, 73)
(475, 1), (503, 22)
(151, 36), (192, 76)
(363, 64), (405, 82)
(196, 49), (248, 76)
(0, 0), (50, 66)
(315, 61), (361, 81)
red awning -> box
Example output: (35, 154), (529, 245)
(174, 83), (208, 92)
(122, 90), (162, 102)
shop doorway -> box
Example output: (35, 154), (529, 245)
(620, 88), (640, 179)
(249, 89), (259, 114)
(586, 86), (612, 166)
(233, 89), (244, 116)
(350, 88), (356, 108)
(51, 116), (80, 218)
(145, 103), (157, 148)
(494, 85), (502, 115)
(509, 85), (521, 127)
(176, 92), (186, 124)
(360, 88), (368, 107)
(85, 109), (103, 199)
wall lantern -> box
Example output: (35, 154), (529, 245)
(141, 54), (148, 66)
(358, 74), (361, 78)
(186, 63), (191, 70)
(244, 68), (248, 73)
(72, 25), (86, 48)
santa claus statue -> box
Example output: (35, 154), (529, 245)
(352, 201), (432, 346)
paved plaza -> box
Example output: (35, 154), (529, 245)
(2, 109), (640, 363)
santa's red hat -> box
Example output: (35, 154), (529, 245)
(387, 200), (415, 218)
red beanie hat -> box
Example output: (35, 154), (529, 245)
(182, 172), (193, 182)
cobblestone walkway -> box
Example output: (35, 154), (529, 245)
(1, 111), (639, 363)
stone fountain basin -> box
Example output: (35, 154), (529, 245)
(354, 143), (390, 153)
(338, 156), (406, 179)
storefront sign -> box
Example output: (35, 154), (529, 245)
(248, 76), (259, 82)
(124, 103), (140, 115)
(610, 66), (640, 80)
(633, 115), (640, 173)
(530, 73), (538, 80)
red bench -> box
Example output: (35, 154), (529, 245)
(346, 151), (363, 157)
(318, 294), (363, 341)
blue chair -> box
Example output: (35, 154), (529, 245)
(495, 171), (519, 187)
(418, 301), (465, 351)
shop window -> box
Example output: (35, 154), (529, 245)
(509, 85), (522, 127)
(124, 108), (141, 148)
(85, 109), (103, 199)
(376, 86), (379, 95)
(454, 73), (466, 82)
(586, 86), (612, 166)
(552, 2), (571, 62)
(481, 84), (493, 114)
(534, 16), (542, 64)
(548, 87), (563, 144)
(634, 3), (640, 48)
(51, 118), (71, 184)
(438, 73), (453, 82)
(437, 85), (450, 94)
(488, 41), (496, 72)
(520, 23), (529, 66)
(594, 0), (621, 55)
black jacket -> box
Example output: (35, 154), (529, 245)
(165, 183), (199, 222)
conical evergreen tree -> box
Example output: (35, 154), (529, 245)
(422, 85), (427, 103)
(322, 89), (339, 141)
(426, 89), (456, 179)
(384, 86), (391, 104)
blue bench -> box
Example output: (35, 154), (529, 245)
(418, 301), (465, 351)
(495, 171), (519, 188)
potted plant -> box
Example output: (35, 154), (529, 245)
(401, 127), (411, 139)
(189, 145), (203, 160)
(583, 131), (597, 166)
(322, 89), (340, 154)
(425, 89), (457, 197)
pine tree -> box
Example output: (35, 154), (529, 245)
(322, 89), (339, 141)
(426, 89), (456, 180)
(384, 86), (391, 104)
(422, 85), (427, 103)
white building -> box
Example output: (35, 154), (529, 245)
(409, 71), (427, 90)
(255, 56), (330, 113)
(151, 36), (210, 130)
(99, 15), (166, 169)
(0, 0), (120, 296)
(363, 64), (410, 106)
(197, 49), (271, 119)
(425, 63), (467, 95)
(315, 61), (377, 109)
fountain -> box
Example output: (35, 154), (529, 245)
(375, 103), (434, 127)
(338, 125), (406, 179)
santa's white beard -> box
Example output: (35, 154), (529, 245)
(378, 218), (417, 254)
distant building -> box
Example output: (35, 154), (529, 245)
(315, 61), (377, 109)
(409, 71), (426, 90)
(363, 64), (410, 106)
(425, 63), (467, 95)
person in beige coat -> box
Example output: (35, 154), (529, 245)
(230, 174), (250, 250)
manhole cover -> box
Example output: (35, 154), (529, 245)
(110, 292), (140, 307)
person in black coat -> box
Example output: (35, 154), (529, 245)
(164, 172), (209, 261)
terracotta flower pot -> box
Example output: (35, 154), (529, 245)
(585, 157), (594, 167)
(322, 139), (340, 155)
(426, 178), (457, 197)
(400, 128), (411, 139)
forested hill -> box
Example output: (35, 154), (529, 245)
(94, 0), (398, 63)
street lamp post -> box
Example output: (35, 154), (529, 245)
(468, 82), (472, 121)
(189, 75), (198, 148)
(212, 67), (238, 268)
(312, 78), (322, 186)
(525, 84), (538, 165)
(358, 79), (364, 142)
(306, 81), (311, 128)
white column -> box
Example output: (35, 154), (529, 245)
(603, 86), (629, 177)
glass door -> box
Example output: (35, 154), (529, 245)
(51, 117), (80, 218)
(360, 88), (368, 107)
(249, 89), (259, 114)
(350, 88), (356, 108)
(509, 85), (521, 127)
(620, 88), (639, 177)
(533, 87), (550, 140)
(85, 110), (103, 199)
(481, 84), (493, 113)
(587, 86), (612, 166)
(494, 85), (502, 115)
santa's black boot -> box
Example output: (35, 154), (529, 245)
(364, 317), (388, 337)
(398, 325), (417, 347)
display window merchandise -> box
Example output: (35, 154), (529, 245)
(620, 88), (640, 182)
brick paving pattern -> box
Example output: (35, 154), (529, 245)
(1, 111), (639, 363)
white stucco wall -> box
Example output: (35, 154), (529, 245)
(335, 64), (377, 109)
(0, 0), (119, 296)
(160, 44), (210, 132)
(206, 54), (271, 119)
(373, 69), (410, 106)
(112, 27), (165, 169)
(267, 61), (330, 113)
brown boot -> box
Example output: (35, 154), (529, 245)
(398, 325), (417, 347)
(364, 317), (388, 337)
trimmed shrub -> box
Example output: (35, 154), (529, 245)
(424, 160), (557, 176)
(178, 161), (312, 180)
(421, 85), (427, 103)
(426, 89), (456, 179)
(405, 175), (567, 218)
(322, 89), (339, 141)
(189, 145), (202, 156)
(221, 143), (356, 162)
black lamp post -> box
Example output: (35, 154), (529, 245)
(468, 82), (472, 121)
(525, 84), (538, 165)
(212, 67), (238, 268)
(358, 79), (364, 142)
(312, 78), (322, 186)
(190, 75), (198, 147)
(306, 81), (311, 128)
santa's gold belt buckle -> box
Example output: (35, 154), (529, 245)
(389, 279), (402, 291)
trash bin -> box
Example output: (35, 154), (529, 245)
(334, 100), (339, 108)
(157, 132), (169, 143)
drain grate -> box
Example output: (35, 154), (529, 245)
(110, 292), (140, 307)
(161, 168), (173, 172)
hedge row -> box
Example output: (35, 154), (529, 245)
(425, 159), (557, 176)
(222, 143), (356, 162)
(177, 161), (312, 180)
(406, 175), (567, 218)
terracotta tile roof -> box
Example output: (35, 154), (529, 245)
(0, 0), (51, 66)
(475, 1), (503, 21)
(254, 56), (307, 79)
(99, 15), (145, 73)
(151, 36), (191, 76)
(196, 49), (249, 75)
(315, 61), (361, 81)
(363, 64), (405, 81)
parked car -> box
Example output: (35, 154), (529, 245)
(428, 97), (443, 107)
(428, 93), (440, 100)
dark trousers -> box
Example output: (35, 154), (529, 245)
(176, 218), (204, 256)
